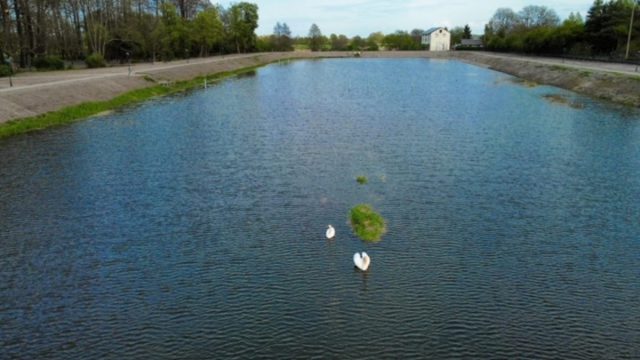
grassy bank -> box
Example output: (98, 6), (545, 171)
(0, 65), (265, 139)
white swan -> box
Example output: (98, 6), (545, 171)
(353, 252), (371, 271)
(326, 225), (335, 239)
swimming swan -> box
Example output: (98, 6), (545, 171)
(353, 252), (371, 271)
(326, 225), (335, 239)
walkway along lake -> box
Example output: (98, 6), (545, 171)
(1, 58), (639, 358)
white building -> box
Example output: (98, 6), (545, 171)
(422, 27), (450, 51)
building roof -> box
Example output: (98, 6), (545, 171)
(424, 27), (446, 36)
(461, 39), (483, 46)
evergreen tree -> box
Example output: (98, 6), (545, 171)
(272, 22), (293, 51)
(463, 25), (472, 39)
(308, 24), (324, 51)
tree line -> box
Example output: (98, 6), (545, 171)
(483, 1), (640, 59)
(6, 0), (632, 73)
(257, 23), (470, 52)
(0, 0), (259, 70)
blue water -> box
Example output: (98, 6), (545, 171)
(1, 59), (639, 359)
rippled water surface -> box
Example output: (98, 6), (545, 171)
(1, 59), (640, 359)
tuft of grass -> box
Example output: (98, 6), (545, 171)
(542, 94), (585, 109)
(349, 204), (386, 242)
(356, 175), (368, 184)
(550, 65), (569, 72)
(509, 78), (538, 87)
(0, 65), (264, 139)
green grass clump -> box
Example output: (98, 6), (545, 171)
(349, 204), (386, 242)
(33, 55), (65, 71)
(85, 53), (107, 68)
(356, 175), (368, 184)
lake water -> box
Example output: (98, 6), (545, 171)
(1, 58), (639, 359)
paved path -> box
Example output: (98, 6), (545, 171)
(471, 52), (640, 77)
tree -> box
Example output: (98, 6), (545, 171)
(489, 8), (519, 35)
(410, 28), (424, 47)
(308, 23), (324, 51)
(450, 27), (465, 47)
(192, 7), (223, 56)
(330, 33), (349, 50)
(349, 35), (366, 50)
(158, 3), (190, 59)
(585, 0), (637, 55)
(367, 32), (384, 50)
(383, 31), (420, 50)
(228, 2), (259, 53)
(463, 24), (472, 39)
(0, 0), (263, 70)
(519, 5), (560, 28)
(272, 22), (292, 51)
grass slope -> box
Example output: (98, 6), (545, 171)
(0, 66), (263, 139)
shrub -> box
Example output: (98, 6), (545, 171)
(85, 53), (106, 68)
(356, 175), (368, 184)
(0, 64), (12, 77)
(33, 55), (65, 71)
(349, 204), (386, 242)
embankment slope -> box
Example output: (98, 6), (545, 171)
(1, 51), (637, 129)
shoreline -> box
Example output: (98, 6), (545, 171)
(1, 51), (638, 138)
(452, 51), (640, 107)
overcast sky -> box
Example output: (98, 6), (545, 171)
(239, 0), (593, 37)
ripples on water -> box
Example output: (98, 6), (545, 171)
(1, 59), (639, 359)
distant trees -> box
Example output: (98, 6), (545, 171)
(484, 1), (639, 58)
(463, 25), (472, 39)
(329, 34), (349, 50)
(367, 32), (384, 50)
(272, 22), (293, 51)
(349, 36), (366, 50)
(585, 0), (638, 55)
(227, 2), (259, 53)
(410, 28), (425, 45)
(383, 31), (422, 50)
(450, 27), (465, 47)
(308, 23), (324, 51)
(254, 22), (293, 52)
(192, 8), (224, 57)
(0, 0), (259, 69)
(518, 5), (560, 28)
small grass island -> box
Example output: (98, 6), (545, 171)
(356, 175), (368, 185)
(349, 204), (386, 242)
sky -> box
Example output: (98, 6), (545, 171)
(235, 0), (594, 37)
